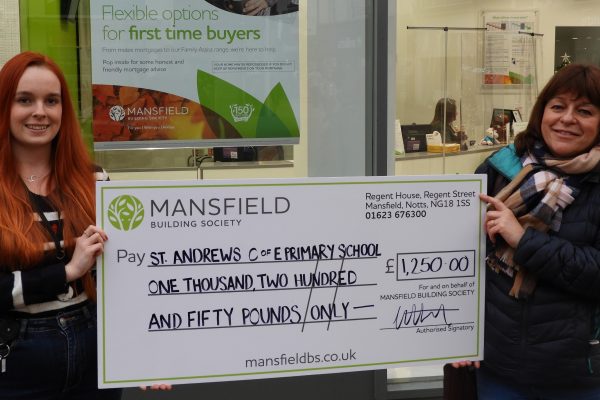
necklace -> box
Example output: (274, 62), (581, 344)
(24, 171), (50, 183)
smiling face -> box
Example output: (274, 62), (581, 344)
(10, 66), (62, 154)
(541, 93), (600, 157)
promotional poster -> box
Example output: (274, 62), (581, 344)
(90, 0), (300, 149)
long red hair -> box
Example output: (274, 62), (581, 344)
(0, 51), (97, 300)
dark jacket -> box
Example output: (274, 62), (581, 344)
(477, 151), (600, 388)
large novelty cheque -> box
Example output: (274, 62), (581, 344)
(96, 175), (487, 388)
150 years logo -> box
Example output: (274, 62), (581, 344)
(229, 103), (254, 122)
(108, 195), (145, 231)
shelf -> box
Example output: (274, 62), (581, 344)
(395, 144), (502, 161)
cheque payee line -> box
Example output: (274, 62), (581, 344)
(145, 255), (379, 267)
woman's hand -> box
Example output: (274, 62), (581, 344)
(451, 360), (480, 369)
(479, 194), (525, 248)
(140, 384), (172, 391)
(65, 225), (108, 282)
(244, 0), (269, 15)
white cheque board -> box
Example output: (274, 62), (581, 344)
(96, 175), (487, 388)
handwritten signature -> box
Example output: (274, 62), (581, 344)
(393, 303), (458, 329)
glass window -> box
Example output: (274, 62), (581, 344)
(394, 2), (545, 181)
(13, 0), (371, 181)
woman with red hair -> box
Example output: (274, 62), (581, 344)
(0, 51), (120, 398)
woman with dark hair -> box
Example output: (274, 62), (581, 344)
(0, 52), (170, 398)
(430, 97), (468, 150)
(453, 63), (600, 399)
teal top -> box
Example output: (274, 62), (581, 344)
(487, 144), (522, 180)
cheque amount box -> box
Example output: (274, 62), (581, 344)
(395, 250), (476, 281)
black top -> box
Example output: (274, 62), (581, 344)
(0, 166), (108, 315)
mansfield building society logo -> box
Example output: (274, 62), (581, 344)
(106, 193), (291, 231)
(108, 104), (189, 122)
(109, 105), (126, 122)
(107, 195), (145, 231)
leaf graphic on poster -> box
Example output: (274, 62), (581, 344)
(197, 70), (298, 139)
(258, 83), (299, 139)
(197, 69), (260, 138)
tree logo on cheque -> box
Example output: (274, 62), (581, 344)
(107, 195), (144, 231)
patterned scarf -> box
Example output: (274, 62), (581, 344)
(487, 141), (600, 299)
